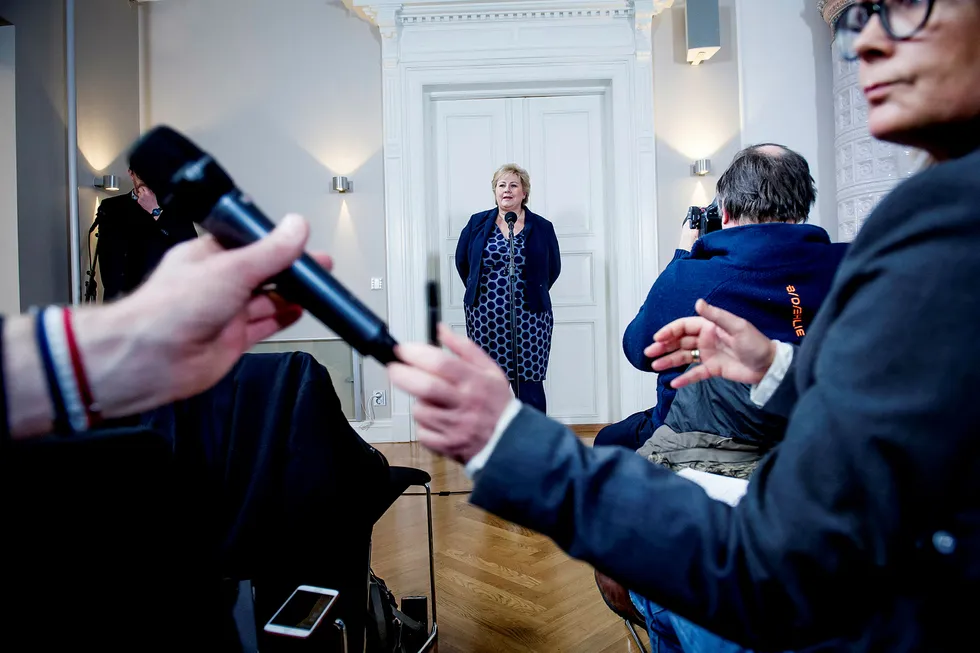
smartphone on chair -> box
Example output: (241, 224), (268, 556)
(263, 585), (339, 639)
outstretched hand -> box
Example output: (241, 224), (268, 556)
(388, 325), (514, 464)
(644, 299), (778, 389)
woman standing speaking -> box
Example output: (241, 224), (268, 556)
(455, 164), (561, 414)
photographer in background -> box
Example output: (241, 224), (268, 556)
(92, 168), (199, 301)
(593, 143), (848, 450)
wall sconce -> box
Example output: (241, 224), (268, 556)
(94, 175), (120, 191)
(692, 159), (711, 176)
(332, 176), (352, 193)
(686, 0), (721, 66)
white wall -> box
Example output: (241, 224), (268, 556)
(651, 0), (743, 277)
(0, 24), (19, 314)
(144, 0), (390, 419)
(0, 0), (71, 310)
(736, 0), (836, 238)
(75, 0), (141, 301)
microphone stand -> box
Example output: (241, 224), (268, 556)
(508, 218), (520, 400)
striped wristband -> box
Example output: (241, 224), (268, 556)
(33, 306), (72, 434)
(39, 306), (103, 433)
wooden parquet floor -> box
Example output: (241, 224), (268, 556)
(372, 426), (650, 653)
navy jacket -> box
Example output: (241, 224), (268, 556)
(471, 147), (980, 651)
(95, 193), (198, 301)
(623, 223), (847, 429)
(455, 208), (561, 313)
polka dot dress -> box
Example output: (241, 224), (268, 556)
(465, 227), (554, 382)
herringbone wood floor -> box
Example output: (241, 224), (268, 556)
(372, 427), (650, 653)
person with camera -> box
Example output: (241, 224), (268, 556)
(593, 143), (848, 450)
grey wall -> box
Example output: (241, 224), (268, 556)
(145, 0), (390, 419)
(0, 0), (69, 310)
(75, 0), (140, 289)
(651, 0), (743, 273)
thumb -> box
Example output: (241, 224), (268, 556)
(220, 214), (310, 288)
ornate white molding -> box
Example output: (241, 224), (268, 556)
(829, 26), (916, 241)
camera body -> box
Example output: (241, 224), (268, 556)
(685, 198), (723, 235)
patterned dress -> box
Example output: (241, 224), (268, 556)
(464, 227), (555, 382)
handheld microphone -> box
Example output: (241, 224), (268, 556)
(128, 125), (398, 365)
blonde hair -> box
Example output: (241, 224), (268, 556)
(491, 164), (531, 208)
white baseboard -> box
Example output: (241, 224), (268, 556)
(349, 419), (406, 444)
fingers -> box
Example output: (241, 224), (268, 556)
(395, 339), (477, 385)
(437, 324), (500, 373)
(694, 299), (749, 335)
(219, 214), (310, 288)
(645, 334), (702, 360)
(243, 295), (303, 346)
(388, 362), (461, 408)
(652, 316), (707, 344)
(309, 252), (334, 272)
(650, 349), (698, 372)
(669, 363), (715, 389)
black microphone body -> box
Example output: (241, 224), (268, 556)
(129, 126), (397, 365)
(504, 211), (520, 397)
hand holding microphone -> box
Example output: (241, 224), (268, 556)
(128, 126), (398, 364)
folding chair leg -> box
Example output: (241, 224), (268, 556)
(625, 619), (649, 653)
(423, 482), (437, 625)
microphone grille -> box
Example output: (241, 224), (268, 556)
(128, 125), (207, 198)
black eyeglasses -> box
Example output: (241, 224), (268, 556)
(834, 0), (936, 61)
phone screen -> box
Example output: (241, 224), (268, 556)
(268, 589), (337, 632)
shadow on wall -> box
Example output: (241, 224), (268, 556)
(801, 3), (838, 240)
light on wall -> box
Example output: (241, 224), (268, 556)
(692, 159), (712, 176)
(332, 176), (352, 193)
(686, 0), (721, 66)
(93, 175), (120, 191)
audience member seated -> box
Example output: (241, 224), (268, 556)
(633, 375), (783, 480)
(594, 143), (848, 450)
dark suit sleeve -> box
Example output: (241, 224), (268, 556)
(472, 184), (980, 650)
(622, 249), (706, 371)
(455, 217), (474, 284)
(93, 201), (127, 301)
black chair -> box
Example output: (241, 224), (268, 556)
(249, 462), (439, 653)
(366, 465), (438, 652)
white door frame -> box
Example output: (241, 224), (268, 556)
(352, 0), (670, 440)
(431, 89), (613, 424)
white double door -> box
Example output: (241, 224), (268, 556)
(432, 94), (611, 423)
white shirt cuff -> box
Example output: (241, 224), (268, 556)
(464, 397), (523, 480)
(749, 341), (794, 407)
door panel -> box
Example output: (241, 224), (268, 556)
(432, 94), (609, 422)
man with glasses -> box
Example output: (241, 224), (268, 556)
(92, 169), (199, 301)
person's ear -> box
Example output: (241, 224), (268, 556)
(721, 206), (733, 226)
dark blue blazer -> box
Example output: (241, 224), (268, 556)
(455, 208), (561, 313)
(471, 147), (980, 651)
